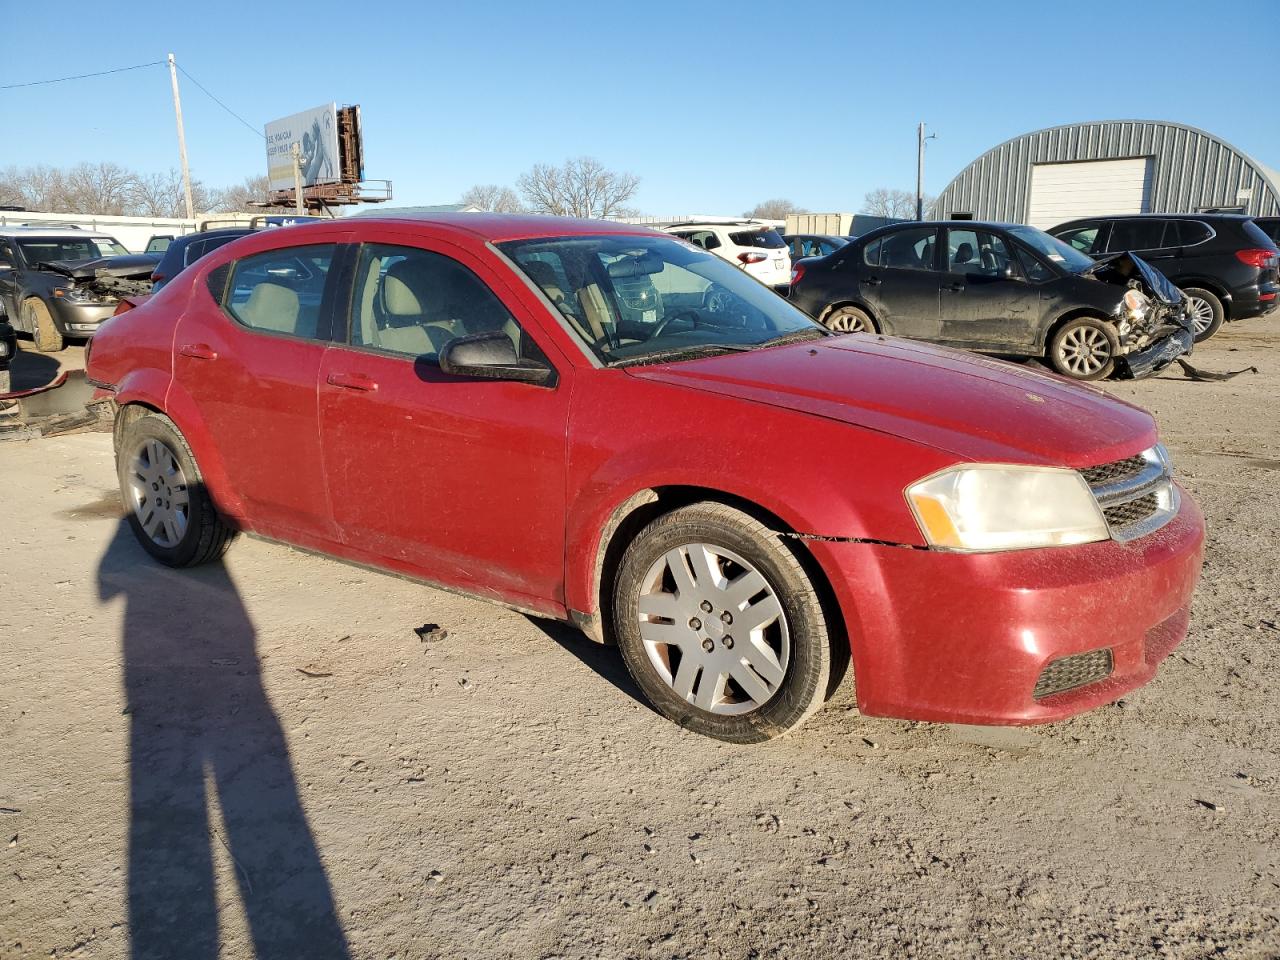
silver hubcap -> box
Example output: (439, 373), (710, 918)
(1058, 326), (1112, 376)
(826, 309), (871, 333)
(1187, 296), (1214, 336)
(636, 543), (790, 716)
(127, 438), (191, 547)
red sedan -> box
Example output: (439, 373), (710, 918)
(86, 214), (1204, 742)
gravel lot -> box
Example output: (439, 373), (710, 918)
(2, 321), (1278, 959)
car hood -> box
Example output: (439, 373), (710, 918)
(39, 254), (160, 280)
(627, 336), (1157, 466)
(1081, 252), (1182, 305)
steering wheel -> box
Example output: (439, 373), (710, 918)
(703, 284), (733, 315)
(650, 308), (701, 338)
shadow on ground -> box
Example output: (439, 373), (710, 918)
(6, 342), (61, 392)
(97, 518), (350, 959)
(523, 615), (656, 714)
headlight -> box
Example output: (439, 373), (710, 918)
(906, 464), (1109, 552)
(1122, 288), (1149, 322)
(55, 286), (106, 305)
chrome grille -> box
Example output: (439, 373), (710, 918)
(1033, 648), (1114, 699)
(1081, 445), (1179, 542)
(1080, 455), (1145, 486)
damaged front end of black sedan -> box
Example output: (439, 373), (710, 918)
(1085, 252), (1195, 379)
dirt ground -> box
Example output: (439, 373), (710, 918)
(1, 321), (1278, 959)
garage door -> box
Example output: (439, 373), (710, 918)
(1026, 158), (1153, 228)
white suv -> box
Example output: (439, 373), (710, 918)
(663, 222), (791, 289)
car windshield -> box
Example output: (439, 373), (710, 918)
(18, 236), (129, 262)
(499, 234), (825, 366)
(1007, 226), (1094, 274)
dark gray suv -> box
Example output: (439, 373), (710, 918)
(1049, 214), (1279, 341)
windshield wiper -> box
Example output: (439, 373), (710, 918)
(754, 327), (832, 349)
(607, 342), (754, 368)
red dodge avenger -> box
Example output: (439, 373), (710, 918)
(86, 214), (1204, 742)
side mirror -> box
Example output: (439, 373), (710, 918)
(439, 330), (553, 385)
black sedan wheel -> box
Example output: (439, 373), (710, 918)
(1049, 317), (1118, 381)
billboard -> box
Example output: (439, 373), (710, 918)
(265, 103), (340, 192)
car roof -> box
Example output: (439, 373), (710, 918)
(322, 212), (661, 243)
(171, 227), (255, 243)
(864, 220), (1025, 233)
(1057, 212), (1254, 222)
(0, 227), (119, 239)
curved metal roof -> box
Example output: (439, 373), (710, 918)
(932, 120), (1280, 222)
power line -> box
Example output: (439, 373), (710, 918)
(0, 60), (165, 90)
(176, 63), (265, 140)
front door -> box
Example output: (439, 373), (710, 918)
(172, 241), (344, 541)
(317, 237), (571, 609)
(858, 226), (942, 339)
(937, 228), (1039, 351)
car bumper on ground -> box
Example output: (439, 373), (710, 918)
(49, 299), (116, 335)
(807, 487), (1205, 726)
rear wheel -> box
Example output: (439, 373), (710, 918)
(1049, 316), (1117, 381)
(822, 304), (876, 333)
(24, 298), (64, 353)
(612, 503), (833, 743)
(116, 411), (238, 567)
(1183, 288), (1224, 342)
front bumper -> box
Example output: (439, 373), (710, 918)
(807, 487), (1205, 725)
(1116, 327), (1193, 379)
(48, 299), (116, 335)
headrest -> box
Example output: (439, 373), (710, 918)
(954, 242), (974, 262)
(383, 259), (432, 316)
(242, 282), (299, 333)
(524, 260), (562, 293)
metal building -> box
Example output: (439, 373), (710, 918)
(932, 120), (1280, 228)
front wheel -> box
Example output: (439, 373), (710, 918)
(1183, 288), (1224, 342)
(24, 298), (64, 353)
(116, 411), (238, 567)
(1049, 316), (1118, 381)
(612, 503), (833, 743)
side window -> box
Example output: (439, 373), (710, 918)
(183, 239), (207, 266)
(0, 241), (14, 267)
(1057, 225), (1101, 254)
(687, 230), (721, 251)
(225, 244), (336, 339)
(862, 236), (884, 267)
(350, 243), (527, 360)
(1108, 219), (1168, 252)
(879, 228), (938, 271)
(1170, 220), (1211, 247)
(946, 229), (1016, 277)
(1015, 246), (1054, 283)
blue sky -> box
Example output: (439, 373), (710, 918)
(3, 0), (1276, 215)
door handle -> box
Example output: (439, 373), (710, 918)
(326, 371), (379, 392)
(861, 276), (882, 286)
(178, 343), (217, 360)
(943, 282), (965, 293)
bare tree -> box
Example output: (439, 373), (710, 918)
(210, 175), (293, 213)
(743, 199), (805, 220)
(460, 184), (524, 213)
(863, 188), (933, 219)
(130, 170), (217, 218)
(517, 157), (640, 219)
(61, 162), (136, 216)
(0, 164), (68, 211)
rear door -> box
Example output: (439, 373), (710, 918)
(937, 228), (1038, 350)
(316, 232), (572, 609)
(1105, 219), (1173, 264)
(172, 237), (347, 541)
(857, 226), (942, 338)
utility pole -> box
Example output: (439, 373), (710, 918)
(291, 142), (305, 214)
(167, 54), (195, 220)
(916, 122), (937, 221)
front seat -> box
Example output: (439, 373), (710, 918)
(239, 282), (299, 334)
(377, 259), (454, 355)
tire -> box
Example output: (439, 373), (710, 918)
(822, 304), (877, 333)
(24, 298), (64, 353)
(612, 502), (833, 743)
(115, 410), (238, 567)
(1049, 316), (1118, 381)
(1183, 288), (1225, 343)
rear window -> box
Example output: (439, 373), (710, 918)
(729, 229), (785, 249)
(1242, 219), (1278, 248)
(1166, 220), (1213, 246)
(1254, 219), (1280, 244)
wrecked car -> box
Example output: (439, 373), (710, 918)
(87, 214), (1204, 743)
(0, 228), (157, 352)
(787, 220), (1193, 380)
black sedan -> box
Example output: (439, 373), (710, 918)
(787, 220), (1193, 380)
